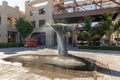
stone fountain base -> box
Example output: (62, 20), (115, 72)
(3, 54), (95, 70)
(3, 54), (97, 78)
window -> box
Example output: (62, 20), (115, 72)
(39, 20), (45, 27)
(8, 31), (17, 43)
(31, 21), (36, 28)
(30, 10), (36, 16)
(7, 18), (12, 28)
(39, 8), (45, 14)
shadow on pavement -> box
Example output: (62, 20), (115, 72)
(97, 66), (120, 77)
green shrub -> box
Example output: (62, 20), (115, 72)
(78, 45), (120, 50)
(0, 43), (24, 48)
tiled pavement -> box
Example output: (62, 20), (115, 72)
(0, 46), (120, 80)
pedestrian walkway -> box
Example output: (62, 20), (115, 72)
(0, 46), (120, 80)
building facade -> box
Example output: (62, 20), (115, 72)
(0, 0), (120, 46)
(0, 1), (23, 43)
(25, 0), (120, 46)
(25, 0), (55, 46)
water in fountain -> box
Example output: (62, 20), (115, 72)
(3, 54), (97, 78)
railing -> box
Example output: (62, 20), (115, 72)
(53, 2), (120, 15)
(53, 7), (120, 19)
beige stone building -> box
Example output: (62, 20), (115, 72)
(0, 1), (23, 43)
(0, 0), (56, 46)
(25, 0), (55, 46)
(25, 0), (120, 46)
(0, 0), (120, 46)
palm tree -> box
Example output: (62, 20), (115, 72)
(114, 19), (120, 35)
(115, 28), (120, 37)
(78, 17), (94, 45)
(99, 12), (120, 46)
(101, 12), (113, 45)
(92, 24), (106, 41)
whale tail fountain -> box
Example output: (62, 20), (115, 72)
(48, 23), (70, 56)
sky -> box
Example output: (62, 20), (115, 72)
(0, 0), (27, 11)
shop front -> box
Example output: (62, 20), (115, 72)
(31, 32), (46, 45)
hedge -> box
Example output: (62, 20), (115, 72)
(78, 45), (120, 50)
(0, 43), (24, 48)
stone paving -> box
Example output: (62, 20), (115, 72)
(0, 46), (120, 80)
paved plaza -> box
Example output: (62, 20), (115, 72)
(0, 46), (120, 80)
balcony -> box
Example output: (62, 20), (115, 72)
(53, 7), (120, 19)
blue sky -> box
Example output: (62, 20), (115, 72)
(0, 0), (26, 11)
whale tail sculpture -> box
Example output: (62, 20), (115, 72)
(47, 23), (69, 56)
